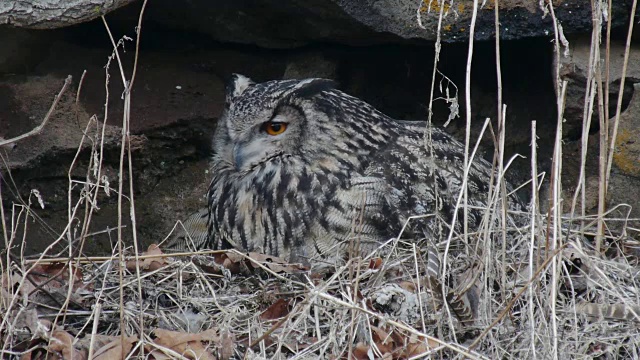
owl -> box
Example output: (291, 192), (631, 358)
(204, 74), (524, 265)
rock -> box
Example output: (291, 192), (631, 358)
(336, 0), (630, 43)
(0, 0), (136, 29)
(608, 171), (640, 219)
(135, 0), (380, 48)
(0, 75), (121, 169)
(558, 35), (640, 139)
(608, 83), (640, 218)
(556, 83), (640, 218)
(0, 42), (224, 254)
(283, 51), (338, 80)
(3, 1), (633, 46)
(612, 83), (640, 178)
(369, 284), (431, 326)
(0, 28), (53, 74)
(140, 0), (631, 46)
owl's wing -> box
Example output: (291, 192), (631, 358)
(314, 176), (398, 258)
(365, 125), (476, 240)
(366, 124), (507, 237)
(164, 208), (210, 252)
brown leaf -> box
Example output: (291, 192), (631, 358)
(371, 326), (396, 356)
(153, 328), (213, 347)
(25, 263), (92, 307)
(188, 254), (231, 275)
(203, 252), (252, 275)
(260, 298), (291, 320)
(126, 244), (167, 272)
(402, 334), (438, 358)
(26, 263), (93, 300)
(247, 252), (308, 273)
(369, 258), (383, 269)
(48, 330), (87, 360)
(89, 335), (137, 360)
(351, 342), (371, 360)
(150, 329), (221, 360)
(3, 271), (25, 293)
(217, 252), (245, 274)
(11, 307), (49, 337)
(309, 272), (325, 282)
(218, 330), (235, 360)
(399, 281), (416, 292)
(214, 251), (309, 274)
(149, 351), (173, 360)
(388, 328), (405, 349)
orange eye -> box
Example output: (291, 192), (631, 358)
(264, 121), (288, 136)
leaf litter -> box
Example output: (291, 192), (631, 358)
(2, 216), (639, 360)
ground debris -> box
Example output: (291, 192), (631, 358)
(3, 221), (640, 359)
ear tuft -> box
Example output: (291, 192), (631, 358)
(226, 74), (255, 103)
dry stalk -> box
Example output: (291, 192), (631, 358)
(529, 120), (539, 359)
(469, 245), (567, 351)
(463, 0), (480, 248)
(100, 0), (149, 353)
(23, 249), (227, 265)
(100, 17), (130, 356)
(442, 117), (490, 339)
(569, 0), (600, 232)
(547, 2), (569, 355)
(605, 0), (638, 191)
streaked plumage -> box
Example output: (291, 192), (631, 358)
(202, 75), (523, 265)
(165, 208), (209, 252)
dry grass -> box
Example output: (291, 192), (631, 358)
(1, 0), (640, 358)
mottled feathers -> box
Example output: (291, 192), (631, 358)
(199, 75), (522, 264)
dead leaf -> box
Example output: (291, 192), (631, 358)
(371, 326), (396, 356)
(28, 263), (93, 295)
(210, 251), (308, 275)
(402, 334), (438, 358)
(147, 351), (172, 360)
(218, 330), (235, 360)
(351, 342), (371, 360)
(188, 254), (232, 275)
(48, 330), (87, 360)
(260, 298), (291, 320)
(399, 281), (416, 292)
(245, 252), (308, 273)
(153, 328), (210, 347)
(309, 271), (325, 282)
(150, 328), (233, 360)
(12, 307), (48, 336)
(126, 244), (168, 272)
(216, 252), (246, 274)
(16, 263), (92, 309)
(89, 335), (137, 360)
(369, 258), (383, 269)
(278, 336), (318, 355)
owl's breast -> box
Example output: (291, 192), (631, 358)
(208, 153), (393, 263)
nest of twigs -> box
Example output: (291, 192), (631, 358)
(2, 210), (639, 359)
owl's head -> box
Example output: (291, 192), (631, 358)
(214, 74), (391, 174)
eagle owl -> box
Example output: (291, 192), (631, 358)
(205, 74), (523, 264)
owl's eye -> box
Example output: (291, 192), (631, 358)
(264, 121), (288, 136)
